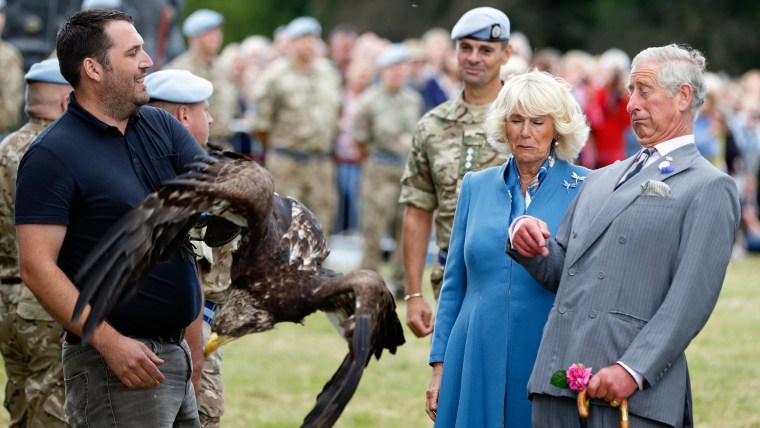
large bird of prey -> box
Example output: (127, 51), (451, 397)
(71, 146), (406, 427)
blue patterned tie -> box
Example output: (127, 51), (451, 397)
(616, 148), (652, 189)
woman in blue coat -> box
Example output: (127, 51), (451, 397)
(426, 69), (591, 427)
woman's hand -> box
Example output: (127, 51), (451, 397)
(426, 362), (443, 421)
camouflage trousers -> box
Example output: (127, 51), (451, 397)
(359, 162), (405, 290)
(430, 262), (445, 301)
(0, 284), (69, 427)
(266, 150), (336, 237)
(196, 320), (224, 428)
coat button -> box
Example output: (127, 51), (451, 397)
(558, 305), (567, 314)
(597, 271), (605, 279)
(588, 310), (597, 318)
(572, 231), (578, 238)
(619, 236), (627, 244)
(568, 269), (576, 276)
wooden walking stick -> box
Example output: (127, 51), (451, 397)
(577, 389), (630, 428)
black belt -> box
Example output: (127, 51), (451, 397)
(0, 277), (22, 285)
(65, 328), (186, 345)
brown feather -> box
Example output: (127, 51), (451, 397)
(73, 146), (405, 427)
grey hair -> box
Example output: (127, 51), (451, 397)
(630, 43), (707, 118)
(484, 68), (589, 160)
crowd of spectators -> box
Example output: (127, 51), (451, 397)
(3, 7), (760, 258)
(214, 19), (760, 257)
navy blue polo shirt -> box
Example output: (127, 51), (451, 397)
(15, 93), (205, 335)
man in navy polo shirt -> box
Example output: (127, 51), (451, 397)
(15, 9), (204, 427)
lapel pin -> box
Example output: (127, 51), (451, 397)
(658, 159), (674, 174)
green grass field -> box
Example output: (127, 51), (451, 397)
(1, 255), (758, 427)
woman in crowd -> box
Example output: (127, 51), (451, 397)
(426, 69), (590, 427)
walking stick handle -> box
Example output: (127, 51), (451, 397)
(577, 389), (590, 418)
(577, 389), (630, 427)
(620, 399), (629, 428)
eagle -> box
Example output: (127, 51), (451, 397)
(71, 146), (406, 427)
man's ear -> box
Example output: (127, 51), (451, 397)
(501, 43), (513, 66)
(176, 105), (190, 126)
(82, 58), (104, 83)
(676, 83), (693, 113)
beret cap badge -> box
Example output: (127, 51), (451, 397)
(491, 24), (501, 39)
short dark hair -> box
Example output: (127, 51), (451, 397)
(56, 9), (134, 88)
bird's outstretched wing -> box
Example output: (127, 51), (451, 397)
(301, 270), (405, 428)
(72, 148), (273, 341)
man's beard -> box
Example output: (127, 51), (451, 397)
(102, 73), (149, 121)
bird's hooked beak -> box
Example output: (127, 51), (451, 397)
(204, 332), (236, 357)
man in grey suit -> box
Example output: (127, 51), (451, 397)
(510, 44), (740, 427)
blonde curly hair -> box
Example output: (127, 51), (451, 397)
(484, 69), (589, 161)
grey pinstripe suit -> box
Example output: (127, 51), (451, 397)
(511, 143), (740, 426)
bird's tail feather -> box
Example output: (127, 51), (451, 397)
(301, 315), (372, 428)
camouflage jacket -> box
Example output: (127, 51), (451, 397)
(164, 51), (239, 141)
(0, 41), (24, 132)
(353, 84), (422, 158)
(191, 228), (234, 304)
(0, 118), (54, 278)
(252, 57), (341, 153)
(399, 93), (507, 251)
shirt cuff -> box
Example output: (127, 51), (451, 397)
(617, 361), (644, 390)
(507, 215), (533, 249)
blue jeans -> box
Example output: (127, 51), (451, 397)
(62, 339), (199, 428)
(334, 162), (361, 233)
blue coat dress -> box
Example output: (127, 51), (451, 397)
(429, 159), (588, 427)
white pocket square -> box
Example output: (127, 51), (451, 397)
(640, 179), (672, 197)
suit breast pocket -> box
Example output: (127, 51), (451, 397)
(633, 196), (674, 207)
(626, 196), (683, 234)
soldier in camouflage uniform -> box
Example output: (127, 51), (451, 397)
(252, 17), (341, 236)
(354, 44), (422, 296)
(145, 69), (227, 428)
(0, 0), (24, 137)
(0, 59), (71, 427)
(400, 7), (513, 338)
(192, 238), (233, 428)
(164, 9), (238, 148)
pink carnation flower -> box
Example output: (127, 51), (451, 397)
(566, 363), (592, 392)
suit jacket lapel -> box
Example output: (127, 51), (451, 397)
(567, 145), (700, 267)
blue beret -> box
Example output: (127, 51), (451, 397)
(81, 0), (122, 10)
(451, 7), (510, 41)
(377, 44), (410, 69)
(285, 16), (321, 39)
(273, 25), (287, 40)
(146, 70), (213, 104)
(183, 9), (223, 38)
(25, 59), (68, 85)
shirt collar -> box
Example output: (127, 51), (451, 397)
(652, 135), (694, 157)
(67, 92), (143, 132)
